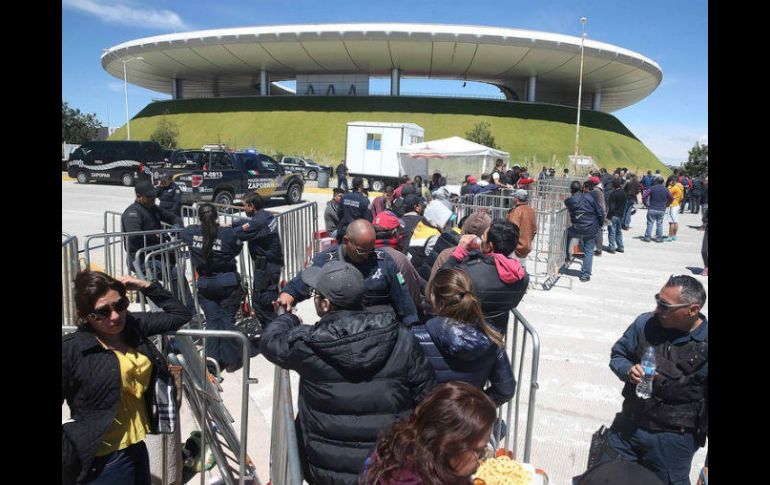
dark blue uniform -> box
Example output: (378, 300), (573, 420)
(336, 191), (372, 241)
(179, 225), (244, 371)
(158, 182), (183, 216)
(283, 245), (418, 326)
(232, 210), (284, 323)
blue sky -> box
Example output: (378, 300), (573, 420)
(62, 0), (707, 165)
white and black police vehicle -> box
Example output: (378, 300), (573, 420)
(151, 147), (305, 206)
(67, 141), (163, 186)
(279, 156), (333, 180)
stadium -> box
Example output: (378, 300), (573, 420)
(102, 23), (664, 170)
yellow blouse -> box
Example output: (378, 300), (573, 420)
(95, 348), (153, 456)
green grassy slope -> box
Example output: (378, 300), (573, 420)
(111, 96), (666, 173)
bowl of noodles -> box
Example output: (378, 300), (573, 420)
(473, 450), (547, 485)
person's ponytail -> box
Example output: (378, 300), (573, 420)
(198, 203), (219, 263)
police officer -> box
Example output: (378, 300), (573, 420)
(121, 179), (192, 309)
(336, 176), (372, 242)
(276, 219), (418, 326)
(157, 173), (183, 217)
(336, 159), (348, 191)
(600, 275), (708, 485)
(179, 203), (245, 372)
(232, 192), (284, 325)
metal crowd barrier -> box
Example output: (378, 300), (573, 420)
(62, 233), (80, 327)
(495, 309), (541, 463)
(269, 368), (303, 485)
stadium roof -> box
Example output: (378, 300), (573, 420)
(102, 23), (662, 112)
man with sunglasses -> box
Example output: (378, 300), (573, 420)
(598, 275), (708, 485)
(277, 219), (419, 326)
(261, 261), (435, 485)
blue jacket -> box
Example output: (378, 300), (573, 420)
(179, 225), (242, 276)
(411, 316), (515, 406)
(232, 209), (284, 266)
(564, 191), (604, 236)
(337, 191), (372, 236)
(158, 182), (183, 216)
(283, 245), (419, 325)
(645, 185), (673, 212)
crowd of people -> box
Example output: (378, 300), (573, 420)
(63, 159), (707, 485)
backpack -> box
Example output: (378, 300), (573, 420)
(373, 211), (405, 250)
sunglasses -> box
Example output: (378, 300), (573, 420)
(89, 296), (130, 320)
(654, 293), (692, 313)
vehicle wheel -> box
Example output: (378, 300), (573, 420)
(214, 190), (234, 206)
(371, 179), (385, 192)
(121, 172), (135, 187)
(76, 171), (88, 184)
(307, 170), (318, 180)
(285, 183), (302, 204)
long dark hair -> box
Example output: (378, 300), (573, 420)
(363, 381), (496, 485)
(73, 270), (127, 326)
(427, 268), (504, 348)
(198, 203), (219, 262)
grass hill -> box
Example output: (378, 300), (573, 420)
(111, 96), (666, 174)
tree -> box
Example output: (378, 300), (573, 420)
(62, 101), (103, 144)
(150, 114), (180, 149)
(682, 142), (708, 177)
(465, 121), (498, 149)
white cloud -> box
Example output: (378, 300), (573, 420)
(63, 0), (189, 31)
(107, 81), (124, 93)
(630, 124), (708, 166)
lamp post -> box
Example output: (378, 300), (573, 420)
(106, 51), (143, 140)
(574, 17), (587, 166)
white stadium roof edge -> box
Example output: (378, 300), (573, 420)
(102, 23), (662, 113)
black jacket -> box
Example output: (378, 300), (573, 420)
(62, 283), (192, 484)
(336, 191), (372, 238)
(179, 225), (242, 276)
(564, 192), (604, 237)
(232, 209), (284, 266)
(416, 229), (461, 281)
(607, 188), (627, 219)
(441, 252), (529, 333)
(121, 201), (183, 264)
(411, 316), (515, 406)
(260, 310), (436, 485)
(158, 182), (183, 216)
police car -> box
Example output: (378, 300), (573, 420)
(152, 148), (305, 206)
(67, 141), (162, 186)
(279, 156), (333, 180)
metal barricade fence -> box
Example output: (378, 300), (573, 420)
(270, 368), (303, 485)
(84, 227), (182, 279)
(62, 233), (80, 327)
(495, 309), (541, 463)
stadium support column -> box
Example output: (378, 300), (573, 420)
(172, 78), (184, 100)
(260, 70), (270, 96)
(527, 76), (537, 102)
(391, 68), (401, 96)
(592, 89), (602, 111)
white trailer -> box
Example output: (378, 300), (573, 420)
(344, 121), (424, 191)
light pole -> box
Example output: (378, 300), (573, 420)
(106, 50), (143, 140)
(574, 17), (587, 166)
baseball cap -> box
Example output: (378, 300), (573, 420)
(301, 261), (365, 309)
(467, 176), (478, 184)
(513, 189), (529, 201)
(461, 211), (492, 236)
(512, 164), (521, 168)
(160, 173), (173, 182)
(135, 179), (159, 198)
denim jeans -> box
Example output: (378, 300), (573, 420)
(607, 216), (624, 250)
(80, 442), (150, 485)
(645, 209), (665, 239)
(196, 272), (244, 370)
(566, 227), (596, 277)
(623, 198), (634, 227)
(600, 419), (698, 485)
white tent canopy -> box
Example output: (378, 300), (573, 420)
(396, 136), (510, 184)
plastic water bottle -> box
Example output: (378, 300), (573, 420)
(635, 346), (656, 399)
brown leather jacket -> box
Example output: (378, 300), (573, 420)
(507, 202), (538, 258)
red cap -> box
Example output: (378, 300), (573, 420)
(468, 176), (478, 184)
(589, 176), (601, 184)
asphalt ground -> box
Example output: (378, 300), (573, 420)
(62, 177), (708, 484)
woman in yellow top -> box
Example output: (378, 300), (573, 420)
(666, 177), (684, 241)
(62, 271), (192, 484)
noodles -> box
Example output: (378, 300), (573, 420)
(474, 455), (532, 485)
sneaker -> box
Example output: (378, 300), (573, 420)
(654, 238), (664, 243)
(594, 251), (602, 257)
(616, 248), (624, 253)
(642, 237), (651, 242)
(579, 274), (591, 282)
(701, 267), (708, 276)
(606, 249), (616, 254)
(671, 236), (677, 241)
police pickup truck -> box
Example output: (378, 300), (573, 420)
(279, 156), (333, 180)
(151, 149), (305, 206)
